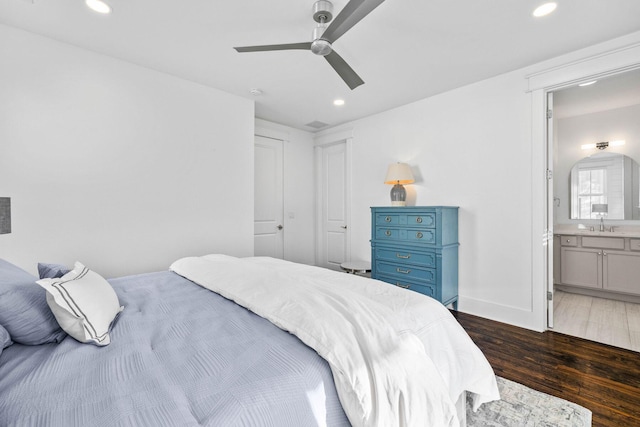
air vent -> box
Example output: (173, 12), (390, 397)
(305, 120), (329, 129)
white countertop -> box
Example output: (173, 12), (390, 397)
(554, 225), (640, 238)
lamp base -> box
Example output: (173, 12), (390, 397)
(390, 183), (407, 207)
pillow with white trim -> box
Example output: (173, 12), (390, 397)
(36, 262), (124, 347)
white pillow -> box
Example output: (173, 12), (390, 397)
(36, 262), (124, 346)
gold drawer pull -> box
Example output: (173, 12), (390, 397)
(396, 253), (411, 259)
(416, 232), (423, 239)
(396, 268), (411, 274)
(416, 217), (423, 223)
(395, 283), (410, 289)
(385, 216), (391, 222)
(385, 230), (392, 236)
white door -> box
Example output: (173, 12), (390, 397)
(317, 141), (350, 270)
(546, 92), (555, 328)
(254, 135), (284, 259)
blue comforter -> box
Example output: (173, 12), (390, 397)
(0, 271), (349, 426)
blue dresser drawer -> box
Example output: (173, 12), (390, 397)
(375, 248), (436, 268)
(406, 228), (435, 244)
(377, 274), (436, 298)
(407, 213), (435, 228)
(375, 213), (436, 228)
(376, 227), (401, 240)
(375, 227), (436, 244)
(376, 261), (436, 284)
(376, 213), (400, 226)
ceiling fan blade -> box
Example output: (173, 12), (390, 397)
(234, 42), (311, 53)
(321, 0), (386, 43)
(324, 50), (364, 90)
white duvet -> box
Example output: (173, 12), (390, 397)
(170, 255), (499, 427)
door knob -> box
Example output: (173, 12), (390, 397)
(341, 225), (348, 229)
(277, 225), (283, 230)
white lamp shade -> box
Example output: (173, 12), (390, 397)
(384, 163), (415, 185)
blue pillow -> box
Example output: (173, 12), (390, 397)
(0, 259), (67, 345)
(37, 262), (71, 279)
(0, 324), (11, 354)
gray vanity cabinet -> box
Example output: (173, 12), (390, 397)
(605, 251), (640, 294)
(557, 234), (640, 299)
(561, 247), (601, 289)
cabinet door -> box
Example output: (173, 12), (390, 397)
(561, 247), (601, 289)
(553, 235), (561, 285)
(603, 251), (640, 295)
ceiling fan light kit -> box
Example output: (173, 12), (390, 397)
(234, 0), (386, 90)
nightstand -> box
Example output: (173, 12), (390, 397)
(340, 261), (371, 277)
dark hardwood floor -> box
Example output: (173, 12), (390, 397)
(452, 310), (640, 427)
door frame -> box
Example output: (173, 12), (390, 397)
(527, 37), (640, 331)
(314, 129), (354, 268)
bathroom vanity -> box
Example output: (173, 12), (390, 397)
(554, 228), (640, 302)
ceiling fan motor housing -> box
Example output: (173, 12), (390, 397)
(311, 0), (334, 56)
(311, 27), (332, 55)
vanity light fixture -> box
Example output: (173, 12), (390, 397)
(580, 140), (625, 150)
(533, 2), (557, 17)
(86, 0), (112, 14)
(384, 162), (414, 207)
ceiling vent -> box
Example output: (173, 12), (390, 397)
(305, 120), (329, 129)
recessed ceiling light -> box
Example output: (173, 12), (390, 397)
(533, 2), (557, 17)
(578, 80), (597, 87)
(333, 99), (345, 106)
(86, 0), (112, 14)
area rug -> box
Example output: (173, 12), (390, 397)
(467, 376), (592, 427)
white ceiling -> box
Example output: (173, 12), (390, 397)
(553, 68), (640, 119)
(2, 0), (640, 131)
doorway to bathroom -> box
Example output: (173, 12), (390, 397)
(548, 69), (640, 351)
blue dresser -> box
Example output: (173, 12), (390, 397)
(370, 206), (459, 308)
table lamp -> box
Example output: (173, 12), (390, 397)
(384, 163), (414, 206)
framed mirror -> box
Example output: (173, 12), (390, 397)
(570, 152), (640, 220)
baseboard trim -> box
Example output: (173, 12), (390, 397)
(457, 297), (544, 332)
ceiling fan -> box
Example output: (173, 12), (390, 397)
(234, 0), (386, 90)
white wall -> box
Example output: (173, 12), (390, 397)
(316, 31), (640, 331)
(554, 103), (640, 224)
(255, 119), (316, 265)
(0, 25), (255, 278)
(317, 72), (535, 328)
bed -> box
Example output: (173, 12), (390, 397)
(0, 255), (499, 426)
